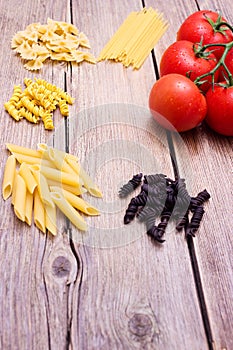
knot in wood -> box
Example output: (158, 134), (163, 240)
(52, 256), (71, 278)
(128, 313), (152, 338)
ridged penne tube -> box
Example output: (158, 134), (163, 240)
(25, 190), (33, 226)
(32, 170), (54, 207)
(47, 179), (86, 196)
(37, 143), (78, 161)
(14, 174), (26, 222)
(34, 187), (45, 233)
(45, 204), (57, 236)
(19, 162), (37, 194)
(51, 191), (87, 231)
(2, 155), (16, 200)
(48, 147), (76, 174)
(31, 164), (81, 187)
(6, 143), (42, 158)
(50, 186), (99, 216)
(67, 159), (102, 198)
(12, 152), (54, 167)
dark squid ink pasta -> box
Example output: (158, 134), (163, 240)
(120, 172), (211, 244)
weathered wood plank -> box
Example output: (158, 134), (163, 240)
(68, 1), (208, 349)
(0, 1), (78, 349)
(146, 0), (233, 349)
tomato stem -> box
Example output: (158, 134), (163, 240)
(194, 41), (233, 87)
(215, 21), (233, 34)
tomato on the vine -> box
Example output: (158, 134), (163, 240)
(205, 84), (233, 136)
(177, 10), (233, 59)
(149, 74), (207, 132)
(159, 40), (219, 92)
(218, 47), (233, 81)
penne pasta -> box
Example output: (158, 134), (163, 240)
(25, 190), (33, 226)
(50, 186), (100, 216)
(2, 155), (16, 200)
(37, 143), (78, 161)
(51, 191), (87, 231)
(31, 164), (81, 187)
(6, 143), (42, 158)
(67, 159), (102, 197)
(12, 152), (54, 167)
(33, 187), (46, 233)
(19, 162), (37, 194)
(13, 174), (27, 222)
(32, 170), (54, 207)
(45, 203), (57, 236)
(48, 146), (77, 174)
(47, 179), (86, 196)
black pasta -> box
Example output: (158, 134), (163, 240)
(186, 205), (205, 237)
(123, 197), (139, 224)
(176, 210), (189, 231)
(137, 206), (158, 223)
(147, 225), (166, 243)
(118, 173), (143, 198)
(190, 189), (210, 211)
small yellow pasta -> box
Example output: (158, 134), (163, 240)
(12, 152), (54, 168)
(47, 147), (77, 174)
(33, 187), (46, 233)
(13, 174), (27, 222)
(32, 170), (54, 208)
(2, 155), (16, 200)
(9, 85), (22, 104)
(4, 101), (21, 121)
(45, 203), (57, 236)
(51, 191), (87, 231)
(50, 186), (99, 216)
(6, 143), (41, 158)
(37, 143), (78, 162)
(19, 162), (38, 194)
(20, 107), (39, 124)
(67, 159), (102, 197)
(25, 190), (33, 226)
(58, 99), (69, 116)
(31, 164), (80, 187)
(47, 179), (86, 196)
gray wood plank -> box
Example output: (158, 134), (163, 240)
(146, 0), (233, 349)
(68, 1), (208, 349)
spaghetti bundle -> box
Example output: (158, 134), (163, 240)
(98, 7), (169, 69)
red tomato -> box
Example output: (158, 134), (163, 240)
(205, 84), (233, 136)
(159, 40), (219, 92)
(218, 47), (233, 81)
(177, 10), (233, 59)
(149, 74), (207, 132)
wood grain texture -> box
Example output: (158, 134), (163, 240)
(146, 0), (233, 349)
(0, 0), (232, 349)
(68, 1), (208, 349)
(0, 0), (77, 349)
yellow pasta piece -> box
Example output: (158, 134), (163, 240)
(47, 179), (86, 196)
(58, 99), (69, 116)
(31, 164), (81, 187)
(47, 147), (77, 174)
(12, 153), (54, 168)
(33, 187), (46, 233)
(6, 143), (41, 158)
(2, 155), (16, 200)
(45, 204), (57, 236)
(11, 170), (18, 206)
(37, 143), (78, 162)
(9, 85), (22, 104)
(18, 162), (38, 194)
(31, 170), (54, 207)
(50, 186), (99, 216)
(20, 107), (39, 124)
(13, 174), (27, 222)
(67, 159), (102, 197)
(4, 101), (21, 121)
(25, 190), (33, 226)
(51, 191), (87, 231)
(40, 110), (54, 130)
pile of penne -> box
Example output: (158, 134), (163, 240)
(2, 143), (102, 235)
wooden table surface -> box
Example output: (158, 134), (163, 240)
(0, 0), (232, 349)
